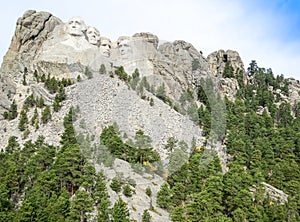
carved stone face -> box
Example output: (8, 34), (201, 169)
(100, 38), (111, 57)
(118, 39), (131, 55)
(66, 17), (86, 36)
(86, 26), (100, 45)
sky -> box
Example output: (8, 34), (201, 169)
(1, 0), (300, 80)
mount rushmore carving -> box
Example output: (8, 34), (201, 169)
(0, 10), (248, 115)
(37, 16), (161, 71)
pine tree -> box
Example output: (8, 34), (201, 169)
(123, 184), (133, 197)
(156, 83), (166, 102)
(53, 98), (61, 112)
(41, 105), (51, 124)
(0, 183), (13, 213)
(110, 177), (122, 193)
(37, 97), (45, 108)
(34, 70), (39, 82)
(93, 173), (110, 222)
(111, 198), (130, 222)
(22, 67), (28, 85)
(85, 67), (93, 79)
(99, 64), (106, 74)
(9, 100), (18, 120)
(130, 68), (140, 89)
(60, 108), (77, 146)
(69, 189), (93, 222)
(146, 187), (152, 197)
(142, 210), (151, 222)
(48, 188), (70, 222)
(5, 136), (20, 154)
(223, 61), (234, 78)
(157, 182), (172, 209)
(18, 109), (28, 131)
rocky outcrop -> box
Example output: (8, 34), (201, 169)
(219, 78), (239, 101)
(207, 49), (245, 78)
(71, 74), (204, 159)
(96, 159), (170, 222)
(1, 10), (61, 75)
(153, 40), (210, 100)
(288, 78), (300, 104)
(250, 182), (289, 205)
(262, 182), (288, 205)
(0, 10), (61, 115)
(206, 49), (248, 100)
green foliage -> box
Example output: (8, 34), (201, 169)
(180, 88), (194, 107)
(223, 61), (234, 78)
(93, 172), (111, 221)
(77, 74), (81, 82)
(69, 189), (93, 221)
(142, 209), (151, 222)
(0, 183), (13, 213)
(24, 94), (36, 108)
(41, 105), (51, 124)
(149, 98), (154, 106)
(140, 76), (150, 91)
(146, 187), (152, 197)
(37, 97), (45, 108)
(247, 60), (258, 76)
(84, 66), (93, 79)
(22, 128), (30, 139)
(99, 64), (106, 74)
(110, 177), (122, 193)
(22, 67), (28, 85)
(60, 108), (77, 146)
(157, 182), (172, 209)
(156, 83), (167, 102)
(111, 198), (130, 222)
(0, 105), (113, 221)
(41, 73), (46, 82)
(3, 100), (18, 120)
(18, 109), (28, 131)
(168, 144), (188, 175)
(53, 85), (66, 112)
(34, 70), (39, 82)
(5, 136), (20, 154)
(196, 77), (226, 139)
(130, 68), (140, 90)
(115, 66), (129, 81)
(100, 125), (160, 164)
(96, 144), (115, 167)
(122, 184), (133, 197)
(1, 60), (300, 221)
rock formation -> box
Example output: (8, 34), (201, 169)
(1, 9), (299, 221)
(0, 10), (61, 116)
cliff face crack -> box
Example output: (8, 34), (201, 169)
(19, 13), (52, 52)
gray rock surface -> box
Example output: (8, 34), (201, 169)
(262, 182), (288, 205)
(0, 10), (61, 115)
(1, 9), (300, 221)
(71, 74), (204, 158)
(207, 49), (245, 78)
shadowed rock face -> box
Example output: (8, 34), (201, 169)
(86, 26), (100, 46)
(0, 10), (61, 115)
(207, 49), (246, 78)
(99, 37), (112, 57)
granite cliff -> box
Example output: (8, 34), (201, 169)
(1, 10), (298, 221)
